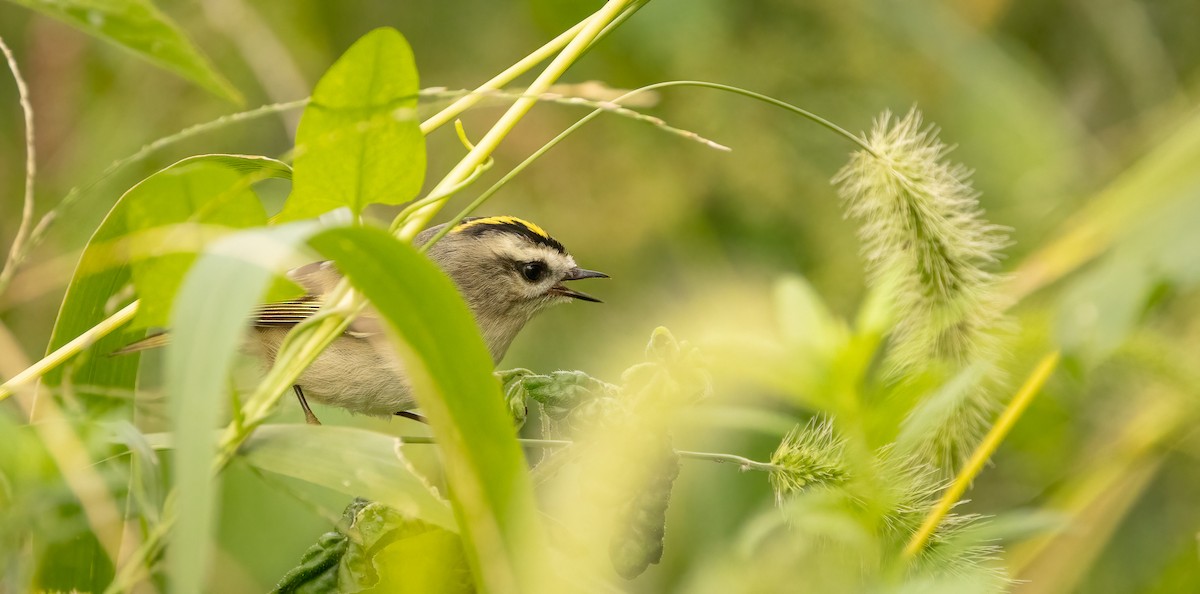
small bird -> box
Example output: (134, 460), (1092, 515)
(120, 216), (607, 424)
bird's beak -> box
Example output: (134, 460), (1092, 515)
(565, 267), (609, 281)
(551, 266), (608, 303)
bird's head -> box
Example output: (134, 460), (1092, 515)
(417, 216), (607, 358)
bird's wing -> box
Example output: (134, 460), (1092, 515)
(111, 261), (382, 356)
(253, 261), (384, 337)
(251, 299), (324, 328)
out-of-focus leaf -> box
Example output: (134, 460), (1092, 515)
(774, 275), (845, 357)
(1056, 254), (1152, 365)
(1017, 109), (1200, 297)
(273, 499), (469, 594)
(4, 0), (241, 102)
(32, 156), (284, 592)
(308, 226), (548, 593)
(343, 501), (470, 593)
(165, 222), (321, 594)
(895, 364), (989, 458)
(119, 155), (293, 328)
(277, 28), (425, 221)
(238, 425), (455, 531)
(609, 447), (680, 579)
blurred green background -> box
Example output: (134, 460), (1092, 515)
(2, 0), (1199, 592)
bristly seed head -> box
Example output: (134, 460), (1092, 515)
(769, 417), (849, 505)
(832, 108), (1010, 372)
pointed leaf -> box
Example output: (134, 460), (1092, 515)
(277, 28), (425, 221)
(6, 0), (241, 102)
(165, 222), (322, 594)
(239, 425), (456, 531)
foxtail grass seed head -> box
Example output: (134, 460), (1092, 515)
(833, 109), (1009, 372)
(769, 418), (849, 505)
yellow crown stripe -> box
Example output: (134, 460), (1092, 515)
(454, 216), (550, 239)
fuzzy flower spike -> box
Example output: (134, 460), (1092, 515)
(833, 108), (1009, 372)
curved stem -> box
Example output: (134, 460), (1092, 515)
(427, 79), (870, 249)
(0, 35), (37, 294)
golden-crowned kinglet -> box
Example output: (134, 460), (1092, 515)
(122, 216), (606, 424)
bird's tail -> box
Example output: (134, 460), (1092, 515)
(110, 332), (171, 356)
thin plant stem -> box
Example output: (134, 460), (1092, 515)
(902, 351), (1061, 560)
(418, 18), (589, 134)
(0, 99), (309, 296)
(402, 436), (788, 473)
(0, 301), (140, 404)
(0, 35), (37, 294)
(426, 79), (869, 248)
(394, 0), (639, 240)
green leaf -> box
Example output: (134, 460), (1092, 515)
(308, 226), (548, 593)
(5, 0), (241, 102)
(239, 425), (456, 531)
(277, 27), (425, 221)
(341, 501), (470, 593)
(119, 155), (293, 328)
(165, 222), (322, 594)
(43, 154), (290, 415)
(273, 499), (469, 594)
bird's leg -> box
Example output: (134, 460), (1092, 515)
(294, 385), (321, 425)
(394, 411), (429, 424)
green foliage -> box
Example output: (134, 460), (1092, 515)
(273, 499), (470, 594)
(608, 443), (680, 580)
(239, 425), (455, 531)
(309, 225), (547, 593)
(3, 0), (240, 102)
(123, 155), (293, 327)
(167, 223), (321, 594)
(3, 4), (1200, 594)
(277, 28), (426, 222)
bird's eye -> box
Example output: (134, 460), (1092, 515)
(520, 261), (548, 283)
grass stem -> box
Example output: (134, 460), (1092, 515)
(901, 351), (1060, 560)
(0, 301), (139, 404)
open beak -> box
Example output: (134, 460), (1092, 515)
(551, 267), (608, 303)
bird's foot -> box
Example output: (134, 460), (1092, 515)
(293, 385), (322, 426)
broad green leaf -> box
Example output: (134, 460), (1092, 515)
(5, 0), (241, 102)
(164, 222), (322, 594)
(44, 153), (290, 412)
(119, 155), (293, 328)
(239, 425), (456, 531)
(277, 28), (425, 221)
(309, 226), (549, 593)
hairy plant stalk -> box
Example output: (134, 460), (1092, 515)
(834, 108), (1009, 371)
(0, 35), (37, 295)
(902, 351), (1060, 559)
